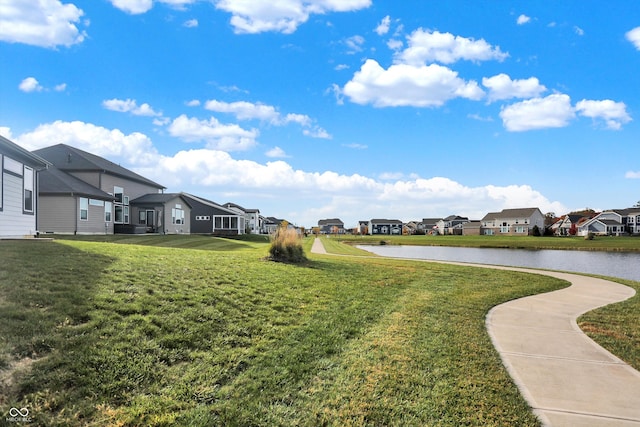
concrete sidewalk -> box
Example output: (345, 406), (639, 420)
(486, 270), (640, 427)
(310, 239), (640, 426)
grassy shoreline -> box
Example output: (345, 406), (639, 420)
(0, 235), (637, 425)
(328, 234), (640, 252)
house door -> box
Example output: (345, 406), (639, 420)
(146, 210), (156, 231)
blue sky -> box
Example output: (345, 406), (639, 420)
(1, 0), (639, 228)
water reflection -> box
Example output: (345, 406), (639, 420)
(357, 245), (640, 281)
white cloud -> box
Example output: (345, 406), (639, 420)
(500, 94), (575, 131)
(54, 83), (67, 92)
(108, 0), (195, 14)
(516, 14), (531, 25)
(0, 0), (87, 48)
(343, 59), (484, 107)
(203, 99), (328, 137)
(626, 27), (640, 50)
(375, 15), (390, 35)
(387, 38), (403, 51)
(9, 120), (568, 227)
(344, 35), (365, 54)
(0, 127), (13, 139)
(167, 114), (259, 151)
(214, 0), (372, 34)
(575, 99), (631, 130)
(343, 143), (367, 149)
(102, 98), (162, 116)
(482, 73), (547, 102)
(335, 64), (349, 71)
(396, 29), (508, 66)
(265, 146), (289, 158)
(184, 18), (198, 27)
(186, 99), (201, 107)
(574, 26), (584, 36)
(625, 171), (640, 179)
(19, 77), (43, 92)
(15, 120), (159, 166)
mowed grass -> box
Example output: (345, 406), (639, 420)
(334, 234), (640, 252)
(0, 237), (585, 426)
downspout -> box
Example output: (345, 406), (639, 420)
(73, 193), (77, 235)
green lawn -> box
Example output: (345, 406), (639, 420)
(0, 236), (636, 426)
(331, 234), (640, 252)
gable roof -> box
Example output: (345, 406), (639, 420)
(318, 218), (344, 226)
(370, 218), (403, 224)
(130, 193), (192, 207)
(180, 193), (239, 216)
(483, 208), (541, 220)
(34, 144), (164, 189)
(39, 166), (114, 199)
(0, 135), (50, 169)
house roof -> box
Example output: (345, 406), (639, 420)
(318, 218), (344, 226)
(483, 208), (541, 220)
(130, 193), (191, 208)
(34, 144), (164, 189)
(179, 193), (239, 215)
(223, 202), (260, 214)
(370, 219), (403, 224)
(39, 166), (114, 199)
(0, 135), (50, 169)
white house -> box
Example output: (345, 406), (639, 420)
(0, 136), (50, 238)
(578, 209), (640, 236)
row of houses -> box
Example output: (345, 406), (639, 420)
(318, 206), (640, 237)
(0, 136), (291, 238)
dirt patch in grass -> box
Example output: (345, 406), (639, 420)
(0, 357), (35, 405)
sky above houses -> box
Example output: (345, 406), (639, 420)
(1, 0), (639, 228)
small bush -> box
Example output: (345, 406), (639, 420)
(584, 232), (595, 240)
(269, 227), (306, 263)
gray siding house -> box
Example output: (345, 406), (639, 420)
(34, 144), (165, 234)
(0, 136), (50, 238)
(182, 193), (245, 235)
(480, 208), (545, 235)
(130, 193), (191, 234)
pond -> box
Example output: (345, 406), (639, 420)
(357, 245), (640, 281)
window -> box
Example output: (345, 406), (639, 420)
(139, 210), (146, 223)
(80, 197), (89, 220)
(105, 202), (112, 222)
(23, 166), (34, 213)
(114, 205), (123, 223)
(172, 207), (184, 224)
(124, 206), (129, 224)
(114, 186), (123, 203)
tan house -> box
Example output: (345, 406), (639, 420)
(480, 208), (545, 236)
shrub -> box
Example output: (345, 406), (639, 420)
(269, 227), (306, 263)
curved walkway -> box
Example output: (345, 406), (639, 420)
(310, 238), (640, 426)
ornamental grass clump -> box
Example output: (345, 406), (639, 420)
(269, 226), (306, 263)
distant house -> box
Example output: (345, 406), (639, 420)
(0, 136), (50, 238)
(356, 220), (369, 235)
(34, 144), (165, 234)
(369, 219), (403, 235)
(130, 193), (191, 234)
(480, 208), (545, 236)
(578, 208), (640, 236)
(435, 215), (469, 235)
(551, 214), (592, 236)
(462, 221), (482, 236)
(418, 218), (441, 234)
(318, 218), (345, 234)
(263, 216), (286, 234)
(223, 202), (261, 234)
(184, 194), (245, 236)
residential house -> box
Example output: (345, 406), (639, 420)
(369, 219), (403, 235)
(263, 216), (285, 234)
(435, 215), (469, 235)
(130, 193), (192, 234)
(462, 221), (482, 236)
(34, 144), (165, 234)
(551, 214), (592, 236)
(404, 221), (419, 235)
(578, 208), (640, 236)
(356, 220), (369, 235)
(38, 166), (115, 235)
(418, 218), (442, 234)
(0, 136), (50, 238)
(480, 208), (545, 236)
(223, 202), (261, 234)
(184, 194), (245, 235)
(318, 218), (345, 234)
